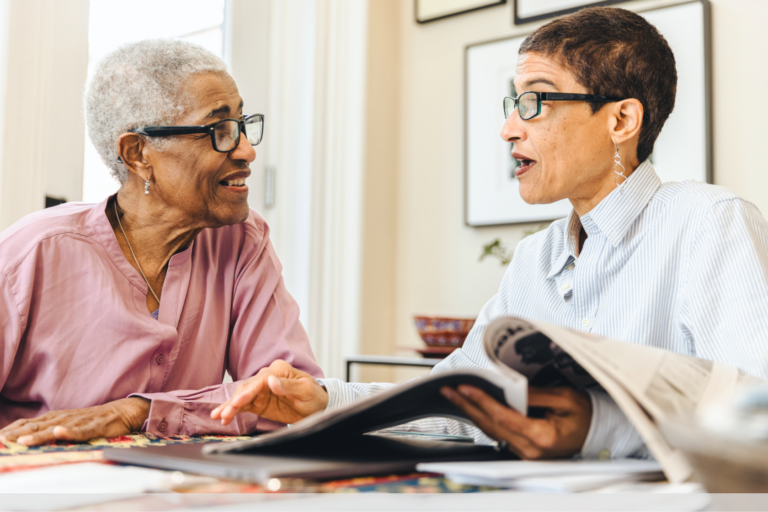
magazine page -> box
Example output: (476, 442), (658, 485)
(534, 324), (694, 483)
(482, 317), (695, 482)
(532, 322), (742, 423)
(483, 317), (600, 390)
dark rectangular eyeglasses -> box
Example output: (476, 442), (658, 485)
(503, 92), (625, 121)
(117, 114), (264, 163)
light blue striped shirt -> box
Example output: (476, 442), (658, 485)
(319, 161), (768, 459)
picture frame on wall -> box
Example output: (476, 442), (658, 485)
(465, 0), (711, 227)
(416, 0), (506, 24)
(514, 0), (628, 25)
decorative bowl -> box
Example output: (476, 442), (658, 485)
(413, 316), (476, 348)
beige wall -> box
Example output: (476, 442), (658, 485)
(357, 0), (768, 372)
(357, 0), (401, 382)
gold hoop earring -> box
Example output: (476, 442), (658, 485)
(613, 142), (627, 193)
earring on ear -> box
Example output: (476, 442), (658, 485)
(145, 180), (150, 196)
(613, 141), (627, 193)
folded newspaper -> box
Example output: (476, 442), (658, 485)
(207, 317), (762, 483)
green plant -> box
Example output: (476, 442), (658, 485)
(480, 223), (550, 266)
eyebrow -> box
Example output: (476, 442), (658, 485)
(205, 100), (245, 119)
(519, 78), (560, 91)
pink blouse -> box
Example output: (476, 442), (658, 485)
(0, 196), (322, 436)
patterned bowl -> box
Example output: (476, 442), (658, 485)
(413, 316), (476, 348)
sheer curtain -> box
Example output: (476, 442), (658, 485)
(0, 0), (89, 230)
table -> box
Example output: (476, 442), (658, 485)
(344, 355), (440, 382)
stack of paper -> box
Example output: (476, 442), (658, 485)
(416, 459), (665, 493)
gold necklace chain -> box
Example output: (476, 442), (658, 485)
(114, 200), (161, 305)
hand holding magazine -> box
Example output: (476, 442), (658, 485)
(208, 317), (762, 483)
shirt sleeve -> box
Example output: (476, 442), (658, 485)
(316, 286), (517, 445)
(132, 217), (323, 437)
(680, 198), (768, 379)
(580, 389), (650, 460)
(316, 375), (493, 444)
(579, 198), (768, 459)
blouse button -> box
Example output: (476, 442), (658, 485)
(581, 318), (590, 327)
(156, 354), (165, 365)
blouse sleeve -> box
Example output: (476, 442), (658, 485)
(0, 273), (22, 392)
(132, 218), (323, 436)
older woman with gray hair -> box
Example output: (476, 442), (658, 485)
(0, 39), (321, 446)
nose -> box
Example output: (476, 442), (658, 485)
(230, 130), (256, 163)
(500, 107), (524, 144)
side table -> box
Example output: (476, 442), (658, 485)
(344, 355), (441, 382)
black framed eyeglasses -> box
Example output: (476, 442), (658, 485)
(117, 114), (264, 163)
(503, 92), (625, 121)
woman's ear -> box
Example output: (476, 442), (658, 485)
(116, 133), (152, 181)
(607, 98), (644, 145)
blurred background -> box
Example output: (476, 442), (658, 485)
(0, 0), (765, 382)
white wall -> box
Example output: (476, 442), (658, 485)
(360, 0), (768, 358)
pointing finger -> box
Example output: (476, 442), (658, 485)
(226, 377), (268, 408)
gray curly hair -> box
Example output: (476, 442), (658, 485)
(85, 39), (229, 184)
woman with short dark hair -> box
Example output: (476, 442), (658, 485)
(214, 7), (768, 461)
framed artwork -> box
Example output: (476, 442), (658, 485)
(416, 0), (506, 24)
(514, 0), (628, 25)
(465, 0), (711, 226)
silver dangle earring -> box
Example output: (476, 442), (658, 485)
(613, 142), (627, 193)
(144, 180), (150, 196)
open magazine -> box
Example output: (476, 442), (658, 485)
(206, 317), (762, 483)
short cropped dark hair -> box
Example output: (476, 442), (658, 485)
(519, 7), (677, 163)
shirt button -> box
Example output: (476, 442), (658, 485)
(156, 354), (165, 365)
(566, 264), (575, 271)
(158, 421), (168, 433)
(581, 318), (590, 327)
(598, 449), (611, 460)
(561, 283), (571, 291)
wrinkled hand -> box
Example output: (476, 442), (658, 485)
(441, 385), (592, 459)
(211, 360), (328, 425)
(0, 397), (150, 447)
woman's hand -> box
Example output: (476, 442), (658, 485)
(441, 385), (592, 459)
(212, 360), (328, 425)
(0, 397), (150, 447)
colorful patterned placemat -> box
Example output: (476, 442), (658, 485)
(0, 434), (249, 474)
(0, 433), (249, 456)
(0, 435), (490, 493)
(174, 473), (492, 494)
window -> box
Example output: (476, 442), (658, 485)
(82, 0), (226, 203)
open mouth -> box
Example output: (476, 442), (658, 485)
(220, 178), (247, 187)
(513, 152), (537, 178)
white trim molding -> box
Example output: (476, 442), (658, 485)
(243, 0), (368, 378)
(307, 0), (369, 379)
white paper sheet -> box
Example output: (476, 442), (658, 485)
(0, 462), (175, 493)
(417, 459), (662, 480)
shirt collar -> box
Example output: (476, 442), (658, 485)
(546, 212), (580, 279)
(580, 160), (660, 248)
(545, 160), (660, 279)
